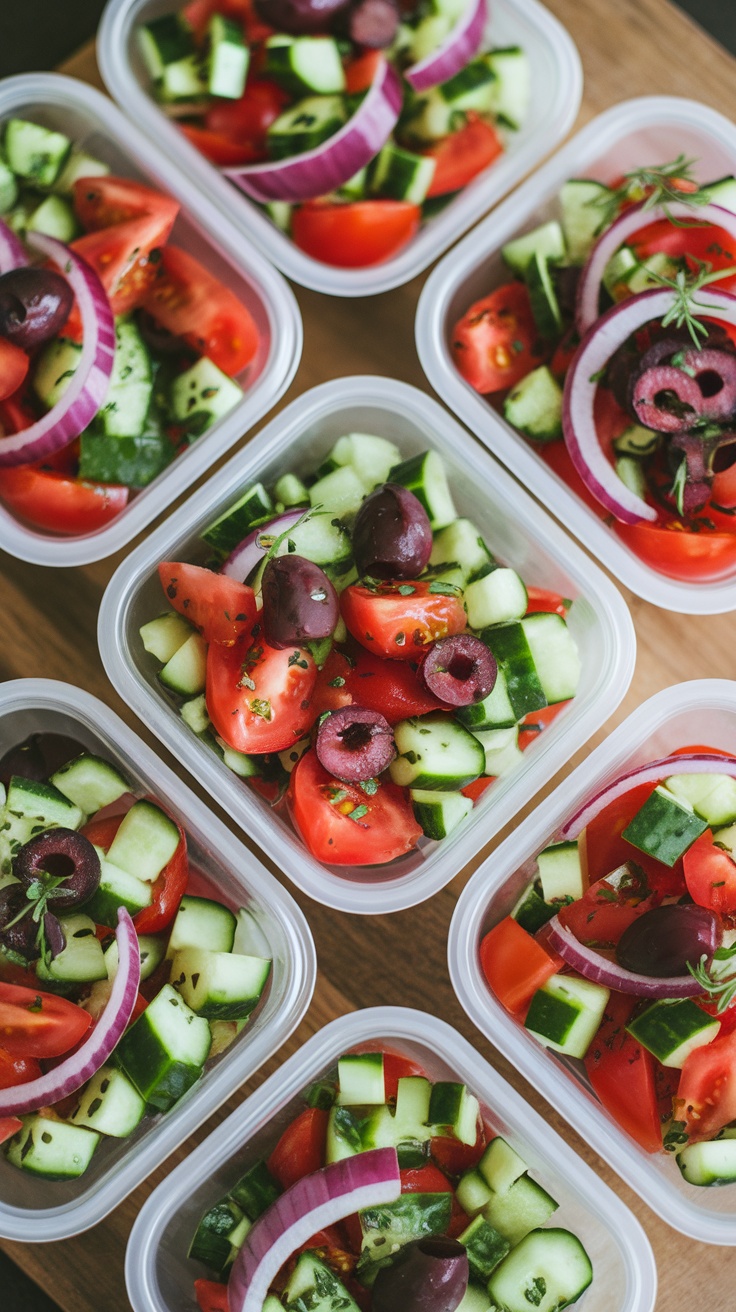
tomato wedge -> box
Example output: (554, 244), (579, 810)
(615, 517), (736, 583)
(584, 992), (663, 1153)
(0, 982), (92, 1058)
(194, 1279), (230, 1312)
(73, 175), (179, 237)
(206, 628), (317, 754)
(158, 562), (257, 645)
(451, 282), (548, 394)
(0, 465), (128, 535)
(142, 244), (260, 376)
(683, 829), (736, 914)
(267, 1106), (329, 1190)
(288, 748), (422, 866)
(479, 917), (561, 1015)
(339, 647), (444, 721)
(0, 1045), (42, 1089)
(71, 215), (172, 315)
(341, 580), (466, 661)
(424, 116), (503, 198)
(432, 1120), (487, 1176)
(0, 339), (29, 402)
(675, 1030), (736, 1142)
(292, 200), (420, 268)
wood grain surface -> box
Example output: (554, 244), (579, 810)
(3, 1), (736, 1306)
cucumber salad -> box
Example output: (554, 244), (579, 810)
(136, 0), (530, 269)
(140, 434), (580, 869)
(0, 117), (258, 537)
(187, 1044), (593, 1312)
(0, 732), (271, 1180)
(481, 748), (736, 1186)
(451, 155), (736, 584)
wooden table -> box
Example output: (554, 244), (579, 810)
(3, 0), (736, 1306)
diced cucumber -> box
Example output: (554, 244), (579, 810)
(429, 518), (493, 583)
(474, 726), (523, 778)
(7, 1115), (99, 1179)
(705, 175), (736, 213)
(504, 365), (563, 442)
(536, 840), (584, 902)
(411, 788), (473, 839)
(71, 1064), (146, 1138)
(308, 463), (365, 518)
(171, 947), (270, 1020)
(358, 1191), (452, 1273)
(285, 1253), (360, 1311)
(502, 221), (566, 277)
(666, 772), (736, 827)
(265, 200), (293, 232)
(207, 14), (249, 100)
(4, 119), (71, 187)
(559, 178), (611, 263)
(26, 194), (79, 242)
(627, 250), (677, 293)
(138, 13), (195, 81)
(50, 753), (129, 816)
(53, 149), (110, 195)
(458, 1214), (510, 1281)
(84, 849), (153, 924)
(215, 736), (261, 779)
(455, 1283), (492, 1312)
(98, 315), (153, 439)
(480, 623), (547, 720)
(389, 450), (456, 529)
(456, 1169), (493, 1217)
(511, 879), (558, 934)
(33, 337), (82, 409)
(484, 46), (530, 130)
(487, 1228), (592, 1312)
(477, 1135), (527, 1194)
(189, 1194), (247, 1274)
(230, 1158), (281, 1218)
(465, 567), (528, 628)
(677, 1138), (736, 1186)
(390, 714), (485, 790)
(170, 357), (243, 434)
(106, 798), (181, 884)
(0, 158), (18, 213)
(370, 141), (436, 205)
(626, 998), (720, 1068)
(524, 974), (609, 1058)
(613, 423), (660, 457)
(36, 913), (106, 983)
(267, 95), (346, 160)
(338, 1052), (385, 1105)
(622, 784), (708, 867)
(264, 34), (346, 95)
(140, 612), (194, 663)
(483, 1176), (558, 1247)
(602, 244), (639, 299)
(361, 1075), (432, 1156)
(274, 471), (309, 507)
(521, 612), (580, 705)
(168, 895), (238, 955)
(2, 776), (83, 866)
(181, 693), (211, 736)
(202, 482), (274, 557)
(456, 666), (517, 731)
(713, 821), (736, 859)
(408, 13), (453, 64)
(337, 166), (368, 201)
(116, 983), (211, 1111)
(525, 251), (562, 338)
(429, 1081), (480, 1146)
(159, 631), (208, 695)
(159, 54), (208, 104)
(325, 1103), (363, 1163)
(105, 932), (166, 982)
(615, 456), (647, 500)
(261, 508), (353, 577)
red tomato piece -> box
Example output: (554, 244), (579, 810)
(524, 587), (570, 617)
(180, 124), (262, 167)
(288, 749), (422, 866)
(339, 647), (444, 721)
(0, 466), (129, 535)
(194, 1278), (230, 1312)
(423, 116), (503, 198)
(461, 775), (494, 803)
(383, 1051), (427, 1100)
(557, 863), (661, 950)
(578, 778), (688, 898)
(341, 580), (466, 661)
(431, 1120), (487, 1176)
(207, 627), (317, 754)
(584, 992), (663, 1153)
(71, 215), (173, 315)
(683, 830), (736, 914)
(451, 282), (548, 395)
(0, 389), (36, 435)
(479, 917), (561, 1015)
(0, 339), (29, 402)
(292, 200), (420, 269)
(400, 1163), (453, 1193)
(72, 175), (179, 237)
(0, 1116), (22, 1144)
(158, 562), (257, 645)
(142, 244), (259, 376)
(267, 1107), (329, 1190)
(615, 518), (736, 583)
(631, 217), (736, 292)
(675, 1030), (736, 1142)
(550, 333), (578, 380)
(0, 1046), (42, 1089)
(517, 701), (569, 752)
(307, 650), (355, 722)
(205, 79), (290, 156)
(345, 50), (383, 93)
(0, 982), (92, 1058)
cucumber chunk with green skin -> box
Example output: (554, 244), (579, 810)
(202, 482), (274, 557)
(560, 178), (611, 263)
(458, 1214), (510, 1281)
(308, 463), (365, 518)
(4, 119), (71, 188)
(480, 623), (547, 721)
(138, 13), (195, 80)
(167, 895), (237, 956)
(159, 54), (208, 104)
(521, 612), (580, 705)
(7, 1115), (99, 1179)
(665, 772), (736, 827)
(50, 753), (129, 815)
(338, 1051), (385, 1105)
(27, 194), (79, 242)
(474, 726), (523, 778)
(525, 251), (563, 338)
(357, 1192), (453, 1280)
(0, 159), (18, 213)
(2, 777), (83, 868)
(484, 46), (530, 130)
(230, 1158), (281, 1218)
(273, 471), (309, 507)
(84, 849), (153, 924)
(159, 630), (208, 695)
(504, 365), (563, 442)
(104, 931), (166, 981)
(487, 1228), (592, 1312)
(456, 1168), (493, 1217)
(622, 784), (708, 866)
(465, 567), (528, 629)
(524, 974), (609, 1058)
(170, 947), (271, 1020)
(106, 798), (180, 884)
(677, 1138), (736, 1186)
(411, 788), (473, 839)
(502, 221), (566, 277)
(116, 983), (211, 1111)
(626, 998), (721, 1068)
(478, 1135), (527, 1194)
(455, 1283), (492, 1312)
(361, 1076), (433, 1153)
(267, 94), (346, 159)
(32, 337), (82, 409)
(79, 430), (174, 489)
(96, 315), (153, 439)
(207, 14), (249, 99)
(705, 175), (736, 213)
(429, 517), (493, 582)
(169, 357), (243, 436)
(456, 666), (517, 731)
(181, 693), (211, 736)
(429, 1081), (480, 1145)
(215, 736), (262, 778)
(390, 714), (485, 791)
(264, 34), (346, 95)
(616, 455), (647, 498)
(286, 1252), (361, 1309)
(389, 450), (457, 529)
(53, 149), (110, 195)
(370, 141), (436, 205)
(36, 913), (106, 983)
(70, 1064), (146, 1138)
(325, 1103), (363, 1163)
(140, 612), (194, 663)
(536, 840), (584, 902)
(189, 1194), (247, 1274)
(510, 879), (558, 934)
(483, 1176), (558, 1248)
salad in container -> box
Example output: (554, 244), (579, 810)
(124, 1009), (657, 1312)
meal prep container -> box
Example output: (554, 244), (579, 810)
(416, 95), (736, 614)
(0, 678), (316, 1243)
(97, 0), (582, 297)
(125, 1005), (657, 1312)
(0, 73), (302, 568)
(449, 677), (736, 1245)
(98, 375), (635, 916)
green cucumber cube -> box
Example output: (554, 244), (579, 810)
(524, 974), (609, 1058)
(106, 798), (180, 883)
(429, 1081), (480, 1146)
(666, 771), (736, 828)
(337, 1051), (385, 1105)
(626, 998), (721, 1068)
(170, 947), (271, 1020)
(7, 1115), (99, 1179)
(536, 840), (584, 902)
(70, 1065), (146, 1137)
(116, 983), (211, 1111)
(483, 1174), (558, 1247)
(456, 1168), (493, 1216)
(458, 1214), (510, 1281)
(622, 784), (708, 866)
(478, 1135), (527, 1194)
(140, 612), (194, 663)
(167, 895), (237, 956)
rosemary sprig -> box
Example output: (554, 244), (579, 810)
(590, 154), (711, 231)
(688, 942), (736, 1013)
(645, 259), (736, 347)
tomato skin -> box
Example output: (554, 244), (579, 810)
(288, 749), (422, 866)
(577, 778), (688, 898)
(479, 917), (561, 1015)
(424, 116), (503, 198)
(307, 650), (355, 721)
(194, 1278), (229, 1312)
(383, 1051), (427, 1099)
(267, 1107), (329, 1190)
(400, 1163), (453, 1194)
(524, 587), (570, 617)
(142, 244), (259, 376)
(71, 216), (169, 315)
(517, 700), (569, 752)
(683, 830), (736, 914)
(615, 518), (736, 582)
(461, 775), (494, 803)
(340, 647), (444, 721)
(180, 124), (261, 167)
(631, 218), (736, 292)
(0, 465), (128, 535)
(711, 458), (736, 510)
(0, 982), (92, 1058)
(341, 581), (466, 661)
(0, 1116), (22, 1144)
(207, 629), (317, 754)
(675, 1030), (736, 1142)
(451, 282), (547, 395)
(345, 50), (383, 93)
(205, 80), (289, 155)
(73, 175), (179, 237)
(432, 1120), (487, 1176)
(0, 1046), (42, 1089)
(158, 562), (257, 645)
(292, 200), (420, 268)
(584, 992), (663, 1153)
(0, 339), (30, 402)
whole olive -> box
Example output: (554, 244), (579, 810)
(261, 554), (339, 649)
(254, 0), (351, 34)
(0, 266), (74, 351)
(13, 828), (101, 910)
(616, 903), (720, 977)
(372, 1236), (469, 1312)
(353, 483), (432, 580)
(0, 734), (87, 786)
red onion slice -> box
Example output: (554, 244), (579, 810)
(222, 509), (304, 583)
(228, 1147), (401, 1312)
(0, 231), (115, 468)
(0, 908), (140, 1116)
(576, 199), (736, 334)
(0, 217), (28, 273)
(562, 286), (736, 524)
(223, 58), (402, 203)
(560, 751), (736, 840)
(405, 0), (488, 91)
(545, 915), (704, 998)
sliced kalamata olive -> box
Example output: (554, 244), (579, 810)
(0, 266), (73, 350)
(0, 733), (84, 786)
(631, 364), (703, 432)
(372, 1236), (469, 1312)
(13, 828), (101, 910)
(316, 706), (396, 782)
(342, 0), (400, 46)
(676, 348), (736, 422)
(420, 634), (496, 706)
(254, 0), (351, 34)
(43, 911), (67, 960)
(261, 554), (339, 649)
(353, 483), (432, 580)
(0, 883), (39, 961)
(616, 903), (719, 977)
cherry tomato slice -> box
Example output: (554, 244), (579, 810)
(206, 628), (317, 755)
(0, 466), (129, 535)
(451, 282), (548, 394)
(423, 115), (503, 198)
(340, 580), (466, 661)
(267, 1106), (329, 1190)
(0, 982), (92, 1058)
(292, 200), (420, 269)
(142, 244), (260, 376)
(288, 748), (422, 866)
(158, 561), (257, 645)
(0, 338), (30, 402)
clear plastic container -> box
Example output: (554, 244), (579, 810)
(449, 677), (736, 1245)
(0, 677), (316, 1243)
(97, 0), (582, 298)
(124, 1005), (657, 1312)
(0, 73), (302, 568)
(98, 375), (635, 915)
(416, 96), (736, 613)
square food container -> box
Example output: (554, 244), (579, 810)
(124, 1005), (657, 1312)
(98, 375), (635, 915)
(0, 73), (302, 568)
(97, 0), (582, 297)
(416, 95), (736, 614)
(0, 677), (316, 1243)
(448, 677), (736, 1245)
